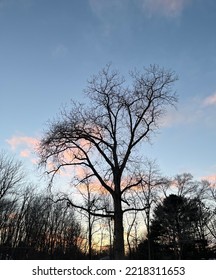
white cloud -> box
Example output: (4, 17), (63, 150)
(160, 92), (216, 128)
(160, 100), (204, 127)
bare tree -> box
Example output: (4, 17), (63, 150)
(134, 160), (163, 259)
(173, 173), (199, 197)
(0, 151), (24, 201)
(0, 152), (25, 259)
(204, 180), (216, 242)
(39, 64), (177, 259)
(126, 210), (139, 259)
(76, 176), (102, 259)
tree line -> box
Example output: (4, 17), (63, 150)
(0, 152), (83, 259)
(1, 64), (216, 259)
(0, 151), (216, 259)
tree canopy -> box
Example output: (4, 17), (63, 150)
(39, 64), (178, 259)
(149, 194), (210, 259)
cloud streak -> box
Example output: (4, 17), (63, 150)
(160, 91), (216, 128)
(139, 0), (191, 17)
(88, 0), (191, 25)
(7, 135), (38, 150)
(202, 174), (216, 184)
(160, 101), (203, 127)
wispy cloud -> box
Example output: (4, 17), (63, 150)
(160, 99), (204, 127)
(160, 91), (216, 128)
(7, 135), (38, 150)
(20, 149), (31, 158)
(139, 0), (191, 17)
(6, 135), (39, 163)
(89, 0), (191, 18)
(203, 92), (216, 106)
(202, 174), (216, 184)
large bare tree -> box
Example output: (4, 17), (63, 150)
(38, 64), (177, 259)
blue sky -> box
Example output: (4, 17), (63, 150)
(1, 0), (216, 182)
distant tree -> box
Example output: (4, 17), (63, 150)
(0, 152), (25, 259)
(149, 194), (210, 259)
(0, 151), (24, 201)
(78, 178), (102, 259)
(173, 173), (198, 197)
(38, 64), (177, 259)
(203, 180), (216, 248)
(16, 193), (83, 260)
(0, 197), (17, 258)
(125, 210), (139, 259)
(134, 159), (164, 259)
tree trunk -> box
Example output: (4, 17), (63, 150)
(146, 207), (151, 260)
(113, 195), (125, 259)
(88, 211), (92, 260)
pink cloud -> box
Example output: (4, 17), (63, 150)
(6, 135), (39, 162)
(202, 174), (216, 183)
(203, 93), (216, 106)
(7, 136), (39, 150)
(140, 0), (191, 17)
(20, 149), (31, 158)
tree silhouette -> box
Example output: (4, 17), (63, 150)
(0, 151), (24, 201)
(38, 64), (177, 259)
(149, 194), (210, 259)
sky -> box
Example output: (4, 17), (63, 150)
(1, 0), (216, 184)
